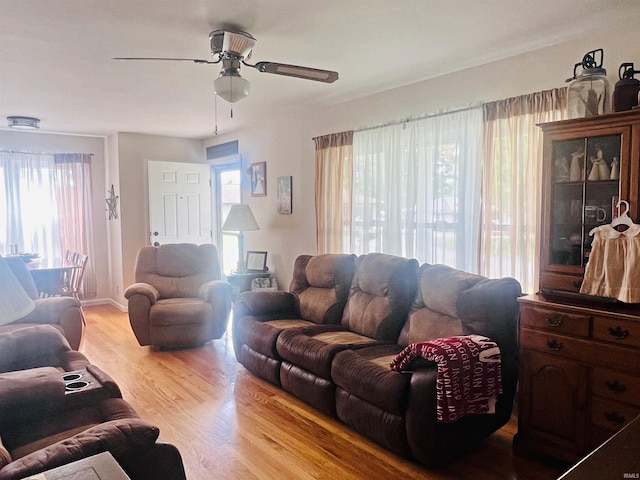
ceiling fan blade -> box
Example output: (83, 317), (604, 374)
(113, 57), (219, 65)
(250, 61), (338, 83)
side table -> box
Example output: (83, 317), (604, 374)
(225, 271), (271, 300)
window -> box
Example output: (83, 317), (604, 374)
(0, 151), (95, 297)
(350, 107), (483, 272)
(214, 162), (241, 274)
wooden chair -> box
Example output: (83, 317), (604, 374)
(63, 253), (88, 299)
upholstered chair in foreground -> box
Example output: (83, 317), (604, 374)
(125, 243), (232, 348)
(1, 256), (84, 350)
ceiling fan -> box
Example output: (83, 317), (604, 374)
(114, 29), (339, 103)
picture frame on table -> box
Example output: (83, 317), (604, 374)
(277, 176), (292, 214)
(250, 162), (267, 197)
(246, 251), (268, 272)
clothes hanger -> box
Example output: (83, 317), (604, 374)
(610, 200), (633, 229)
(590, 199), (635, 235)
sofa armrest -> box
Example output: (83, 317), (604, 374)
(86, 364), (123, 399)
(457, 277), (522, 357)
(234, 291), (297, 320)
(198, 280), (232, 305)
(0, 419), (160, 480)
(8, 297), (85, 350)
(119, 440), (187, 480)
(0, 325), (72, 374)
(0, 367), (66, 428)
(124, 283), (159, 304)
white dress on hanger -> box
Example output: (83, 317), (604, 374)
(580, 223), (640, 303)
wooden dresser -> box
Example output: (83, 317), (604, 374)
(514, 293), (640, 463)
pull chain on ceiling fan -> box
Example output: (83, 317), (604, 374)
(114, 29), (339, 104)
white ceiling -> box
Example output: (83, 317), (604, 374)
(1, 0), (638, 139)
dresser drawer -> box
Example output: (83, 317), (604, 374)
(593, 316), (640, 348)
(590, 397), (640, 432)
(520, 305), (590, 337)
(520, 328), (593, 362)
(592, 367), (640, 406)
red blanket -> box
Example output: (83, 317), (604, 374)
(389, 335), (502, 423)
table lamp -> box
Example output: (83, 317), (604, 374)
(0, 255), (35, 325)
(222, 204), (260, 273)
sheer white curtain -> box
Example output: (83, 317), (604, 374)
(0, 151), (96, 298)
(481, 88), (567, 293)
(54, 154), (96, 298)
(0, 151), (62, 259)
(352, 106), (483, 272)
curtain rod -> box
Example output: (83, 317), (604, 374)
(0, 149), (93, 156)
(355, 104), (483, 133)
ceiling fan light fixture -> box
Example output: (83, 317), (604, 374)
(7, 116), (40, 130)
(214, 72), (250, 103)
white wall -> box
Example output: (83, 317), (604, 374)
(114, 132), (206, 305)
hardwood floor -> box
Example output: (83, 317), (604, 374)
(80, 304), (566, 480)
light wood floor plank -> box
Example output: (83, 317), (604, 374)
(79, 304), (565, 480)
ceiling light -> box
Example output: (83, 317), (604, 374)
(214, 71), (250, 103)
(7, 116), (40, 130)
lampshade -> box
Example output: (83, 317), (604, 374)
(222, 204), (259, 232)
(214, 72), (250, 104)
(7, 116), (40, 130)
(0, 256), (35, 326)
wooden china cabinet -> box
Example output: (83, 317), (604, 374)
(514, 109), (640, 464)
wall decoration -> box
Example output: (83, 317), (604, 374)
(250, 162), (267, 197)
(106, 184), (119, 220)
(277, 176), (292, 214)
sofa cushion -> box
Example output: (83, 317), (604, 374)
(342, 253), (418, 341)
(293, 254), (356, 325)
(276, 326), (379, 379)
(419, 264), (484, 318)
(149, 298), (211, 326)
(134, 244), (220, 299)
(398, 308), (463, 348)
(236, 318), (314, 358)
(332, 344), (411, 415)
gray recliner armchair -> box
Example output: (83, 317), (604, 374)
(124, 243), (232, 348)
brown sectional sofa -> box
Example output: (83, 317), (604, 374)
(233, 252), (522, 467)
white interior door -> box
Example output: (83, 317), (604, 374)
(148, 160), (213, 246)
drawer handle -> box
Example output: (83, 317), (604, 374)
(604, 410), (626, 425)
(546, 314), (564, 327)
(608, 326), (629, 340)
(605, 380), (627, 394)
(546, 339), (563, 351)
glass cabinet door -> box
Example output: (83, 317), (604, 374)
(549, 134), (621, 268)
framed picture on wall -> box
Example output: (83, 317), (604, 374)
(277, 176), (292, 214)
(250, 162), (267, 197)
